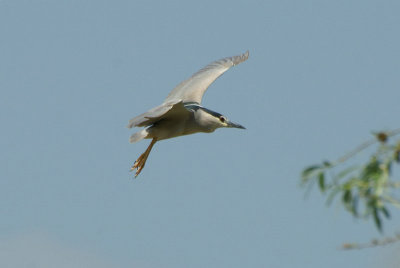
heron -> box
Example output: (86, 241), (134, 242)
(127, 51), (249, 177)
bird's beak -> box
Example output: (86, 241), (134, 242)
(227, 121), (246, 129)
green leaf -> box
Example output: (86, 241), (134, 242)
(373, 208), (383, 232)
(318, 172), (325, 192)
(343, 189), (352, 204)
(302, 165), (321, 177)
(386, 161), (392, 176)
(395, 148), (400, 163)
(381, 206), (391, 219)
(351, 196), (358, 217)
(301, 165), (322, 185)
(322, 161), (332, 168)
(361, 157), (382, 182)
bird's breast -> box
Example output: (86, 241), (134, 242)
(147, 116), (212, 141)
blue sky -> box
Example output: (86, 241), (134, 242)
(1, 0), (400, 267)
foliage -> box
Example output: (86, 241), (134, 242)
(301, 129), (400, 234)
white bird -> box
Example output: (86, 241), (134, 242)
(127, 51), (249, 177)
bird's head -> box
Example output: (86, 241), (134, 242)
(196, 106), (246, 132)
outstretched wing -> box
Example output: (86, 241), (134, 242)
(165, 51), (249, 104)
(127, 100), (190, 128)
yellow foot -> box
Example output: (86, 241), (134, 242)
(130, 152), (148, 178)
(129, 138), (157, 178)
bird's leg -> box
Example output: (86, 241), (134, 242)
(130, 138), (157, 177)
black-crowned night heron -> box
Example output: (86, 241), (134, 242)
(127, 51), (249, 177)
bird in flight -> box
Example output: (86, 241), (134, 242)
(127, 51), (249, 177)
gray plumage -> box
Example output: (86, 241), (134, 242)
(127, 51), (249, 177)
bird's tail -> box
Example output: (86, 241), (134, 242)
(129, 129), (148, 143)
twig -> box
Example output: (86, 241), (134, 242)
(342, 233), (400, 250)
(332, 128), (400, 166)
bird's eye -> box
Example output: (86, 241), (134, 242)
(219, 116), (226, 123)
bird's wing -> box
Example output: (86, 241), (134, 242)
(127, 100), (190, 128)
(164, 51), (249, 104)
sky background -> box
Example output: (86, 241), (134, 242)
(1, 0), (400, 267)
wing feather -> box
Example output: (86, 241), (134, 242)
(165, 51), (249, 104)
(127, 100), (190, 128)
